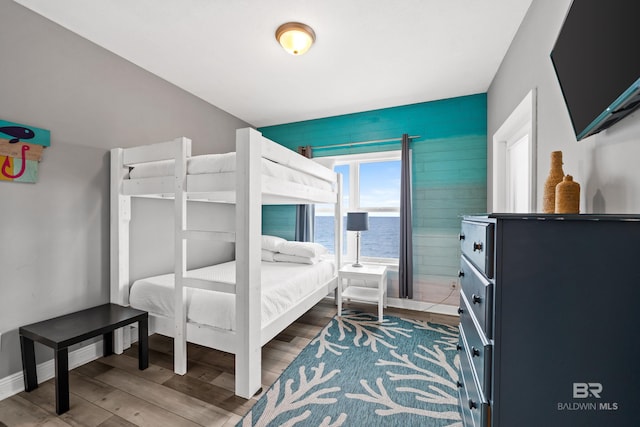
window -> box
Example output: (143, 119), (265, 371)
(314, 151), (401, 263)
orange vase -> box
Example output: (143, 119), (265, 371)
(543, 151), (564, 213)
(555, 175), (580, 214)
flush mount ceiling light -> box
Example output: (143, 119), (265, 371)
(275, 22), (316, 55)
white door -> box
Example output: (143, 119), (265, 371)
(506, 134), (530, 212)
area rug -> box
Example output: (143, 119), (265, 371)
(238, 311), (462, 427)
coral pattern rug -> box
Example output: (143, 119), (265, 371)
(238, 311), (462, 427)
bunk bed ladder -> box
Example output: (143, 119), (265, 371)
(171, 137), (238, 374)
(173, 130), (262, 398)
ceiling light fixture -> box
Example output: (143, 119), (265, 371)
(275, 22), (316, 56)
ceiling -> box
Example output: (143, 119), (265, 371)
(14, 0), (533, 128)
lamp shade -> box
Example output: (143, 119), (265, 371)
(346, 212), (369, 231)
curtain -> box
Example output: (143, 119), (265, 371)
(399, 133), (413, 298)
(295, 204), (315, 242)
(296, 145), (314, 242)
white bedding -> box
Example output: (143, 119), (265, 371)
(129, 259), (335, 331)
(128, 153), (333, 191)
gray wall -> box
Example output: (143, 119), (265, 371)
(488, 0), (640, 213)
(0, 1), (247, 379)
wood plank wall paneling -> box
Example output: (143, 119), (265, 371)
(260, 205), (296, 241)
(259, 94), (487, 304)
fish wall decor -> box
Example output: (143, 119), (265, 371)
(0, 119), (50, 183)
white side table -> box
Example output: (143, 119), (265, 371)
(338, 264), (388, 321)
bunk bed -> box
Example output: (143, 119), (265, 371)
(110, 128), (342, 398)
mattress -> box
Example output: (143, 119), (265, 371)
(129, 259), (335, 331)
(128, 152), (333, 191)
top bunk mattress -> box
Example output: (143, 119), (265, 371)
(129, 259), (336, 332)
(128, 152), (333, 192)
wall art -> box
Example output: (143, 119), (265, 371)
(0, 119), (50, 183)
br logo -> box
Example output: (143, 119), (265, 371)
(573, 382), (602, 399)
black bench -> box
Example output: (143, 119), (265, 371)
(19, 303), (148, 414)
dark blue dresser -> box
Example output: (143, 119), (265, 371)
(457, 214), (640, 427)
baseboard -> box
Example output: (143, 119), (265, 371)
(0, 341), (103, 402)
(324, 295), (459, 317)
(386, 297), (459, 317)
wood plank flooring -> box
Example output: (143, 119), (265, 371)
(0, 300), (457, 427)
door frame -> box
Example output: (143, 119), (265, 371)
(492, 89), (537, 213)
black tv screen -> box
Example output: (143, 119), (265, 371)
(550, 0), (640, 141)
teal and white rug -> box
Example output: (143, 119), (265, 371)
(239, 311), (462, 427)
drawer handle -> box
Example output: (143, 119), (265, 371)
(458, 270), (464, 278)
(469, 399), (478, 410)
(459, 233), (465, 241)
(471, 346), (480, 357)
(457, 307), (464, 315)
(473, 241), (483, 252)
(472, 294), (482, 304)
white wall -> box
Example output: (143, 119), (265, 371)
(0, 1), (246, 379)
(488, 0), (640, 214)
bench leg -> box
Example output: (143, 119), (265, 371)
(54, 347), (69, 415)
(103, 332), (114, 356)
(138, 318), (149, 370)
(20, 336), (38, 392)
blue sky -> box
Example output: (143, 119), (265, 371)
(318, 160), (400, 216)
(357, 161), (401, 209)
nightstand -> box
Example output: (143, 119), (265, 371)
(337, 264), (388, 321)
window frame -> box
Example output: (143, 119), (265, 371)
(315, 150), (401, 265)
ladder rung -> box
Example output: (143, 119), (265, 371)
(181, 276), (235, 294)
(182, 230), (235, 242)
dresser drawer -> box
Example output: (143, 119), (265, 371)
(458, 325), (490, 427)
(459, 257), (494, 338)
(459, 292), (492, 399)
(460, 220), (494, 279)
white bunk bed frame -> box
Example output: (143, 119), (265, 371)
(110, 127), (342, 398)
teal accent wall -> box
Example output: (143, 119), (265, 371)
(259, 93), (487, 300)
(262, 205), (296, 241)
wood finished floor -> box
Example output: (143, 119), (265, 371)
(0, 300), (457, 427)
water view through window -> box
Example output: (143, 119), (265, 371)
(314, 215), (400, 258)
(313, 156), (401, 260)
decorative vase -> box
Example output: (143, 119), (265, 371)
(555, 175), (580, 214)
(543, 151), (564, 213)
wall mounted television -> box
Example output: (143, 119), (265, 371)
(550, 0), (640, 141)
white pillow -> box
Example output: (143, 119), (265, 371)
(262, 235), (286, 252)
(273, 253), (319, 264)
(277, 241), (328, 258)
(261, 249), (276, 262)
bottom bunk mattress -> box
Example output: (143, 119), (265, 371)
(129, 259), (335, 331)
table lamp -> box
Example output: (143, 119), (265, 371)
(346, 212), (369, 267)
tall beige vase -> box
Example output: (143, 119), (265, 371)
(543, 151), (564, 213)
(555, 175), (580, 214)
